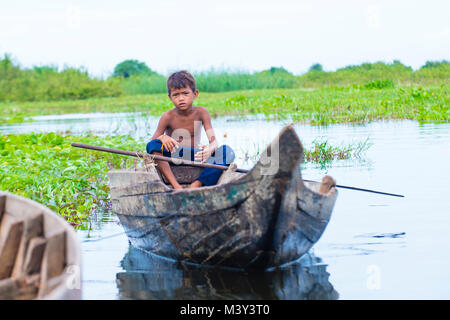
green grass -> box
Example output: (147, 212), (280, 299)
(2, 85), (448, 125)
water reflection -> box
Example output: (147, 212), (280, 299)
(116, 245), (339, 300)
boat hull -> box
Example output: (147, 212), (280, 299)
(109, 126), (337, 269)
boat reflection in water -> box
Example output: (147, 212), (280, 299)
(116, 245), (338, 300)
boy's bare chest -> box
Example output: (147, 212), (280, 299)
(166, 114), (203, 142)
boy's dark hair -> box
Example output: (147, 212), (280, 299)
(167, 70), (196, 95)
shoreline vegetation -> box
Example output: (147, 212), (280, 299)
(1, 55), (449, 125)
(2, 85), (449, 125)
(0, 132), (371, 226)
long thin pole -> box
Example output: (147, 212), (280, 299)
(71, 142), (249, 173)
(71, 143), (404, 198)
(303, 180), (404, 197)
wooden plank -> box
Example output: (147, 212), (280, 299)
(38, 272), (69, 299)
(0, 214), (24, 279)
(11, 213), (44, 278)
(0, 195), (5, 223)
(0, 274), (40, 300)
(108, 170), (161, 188)
(217, 163), (243, 185)
(0, 278), (21, 299)
(38, 231), (66, 298)
(110, 181), (170, 199)
(23, 237), (46, 275)
(40, 231), (66, 279)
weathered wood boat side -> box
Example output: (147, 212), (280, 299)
(109, 126), (337, 269)
(271, 167), (337, 266)
(0, 191), (81, 300)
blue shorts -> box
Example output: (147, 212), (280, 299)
(146, 139), (235, 186)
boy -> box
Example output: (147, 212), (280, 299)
(146, 70), (235, 189)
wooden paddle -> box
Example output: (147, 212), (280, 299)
(71, 143), (405, 198)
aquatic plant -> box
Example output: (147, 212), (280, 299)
(304, 138), (373, 169)
(0, 132), (145, 227)
(237, 137), (372, 170)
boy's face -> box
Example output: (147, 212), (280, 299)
(168, 86), (198, 111)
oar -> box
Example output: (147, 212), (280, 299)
(71, 143), (404, 198)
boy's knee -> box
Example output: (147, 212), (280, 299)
(214, 145), (235, 164)
(146, 139), (163, 154)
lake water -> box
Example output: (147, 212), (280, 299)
(2, 113), (450, 299)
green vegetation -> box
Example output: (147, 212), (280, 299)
(304, 138), (372, 165)
(191, 67), (297, 93)
(309, 63), (324, 72)
(297, 60), (450, 88)
(2, 85), (448, 125)
(0, 54), (122, 102)
(112, 59), (157, 78)
(0, 132), (144, 227)
(239, 137), (372, 170)
(1, 54), (448, 102)
(0, 132), (366, 225)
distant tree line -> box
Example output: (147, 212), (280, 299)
(0, 53), (448, 102)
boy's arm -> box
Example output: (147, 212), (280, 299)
(151, 112), (169, 140)
(150, 113), (182, 189)
(195, 108), (218, 163)
(151, 113), (179, 152)
(201, 108), (218, 152)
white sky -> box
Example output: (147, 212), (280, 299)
(0, 0), (449, 78)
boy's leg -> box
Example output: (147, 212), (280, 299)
(188, 180), (203, 188)
(188, 145), (235, 188)
(146, 139), (183, 189)
(154, 152), (183, 189)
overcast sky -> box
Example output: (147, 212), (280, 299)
(1, 0), (449, 77)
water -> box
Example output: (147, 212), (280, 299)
(2, 114), (450, 299)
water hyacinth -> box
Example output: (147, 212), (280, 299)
(0, 132), (145, 228)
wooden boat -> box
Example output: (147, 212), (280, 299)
(109, 126), (338, 269)
(116, 245), (339, 300)
(0, 191), (81, 299)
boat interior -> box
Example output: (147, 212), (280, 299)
(142, 162), (335, 195)
(0, 192), (77, 300)
(143, 162), (244, 189)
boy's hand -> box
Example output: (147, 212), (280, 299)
(159, 134), (179, 152)
(195, 145), (212, 163)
